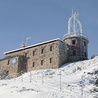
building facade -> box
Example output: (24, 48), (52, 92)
(0, 12), (89, 77)
(0, 39), (68, 77)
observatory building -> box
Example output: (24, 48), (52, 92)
(0, 12), (89, 77)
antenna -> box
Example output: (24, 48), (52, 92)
(25, 37), (31, 46)
(68, 11), (82, 34)
(20, 37), (31, 48)
(21, 41), (25, 48)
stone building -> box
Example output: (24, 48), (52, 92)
(0, 12), (89, 77)
(0, 39), (68, 76)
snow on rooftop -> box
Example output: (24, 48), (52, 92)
(4, 38), (61, 55)
(63, 32), (88, 41)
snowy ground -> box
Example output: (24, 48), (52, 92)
(0, 57), (98, 98)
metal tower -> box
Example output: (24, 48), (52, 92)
(68, 12), (82, 34)
(63, 12), (88, 41)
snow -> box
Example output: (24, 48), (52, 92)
(0, 56), (98, 98)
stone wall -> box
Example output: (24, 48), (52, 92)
(26, 40), (60, 71)
(0, 56), (18, 77)
(58, 41), (68, 66)
(1, 40), (62, 76)
(64, 37), (88, 62)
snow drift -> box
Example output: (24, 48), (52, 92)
(0, 56), (98, 98)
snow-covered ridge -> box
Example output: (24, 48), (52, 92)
(0, 56), (98, 98)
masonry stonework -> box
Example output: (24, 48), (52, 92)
(0, 39), (68, 77)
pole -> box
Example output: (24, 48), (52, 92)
(21, 74), (23, 82)
(21, 71), (23, 82)
(42, 71), (44, 84)
(81, 74), (85, 98)
(81, 86), (83, 98)
(59, 70), (61, 91)
(30, 71), (32, 82)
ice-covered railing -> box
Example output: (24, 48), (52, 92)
(63, 32), (88, 41)
(63, 12), (89, 41)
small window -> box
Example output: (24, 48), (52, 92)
(33, 50), (36, 56)
(41, 60), (44, 65)
(8, 60), (10, 65)
(32, 62), (35, 67)
(73, 50), (76, 56)
(41, 48), (45, 54)
(50, 46), (53, 51)
(50, 58), (53, 63)
(72, 40), (76, 45)
(84, 52), (87, 57)
(84, 41), (86, 47)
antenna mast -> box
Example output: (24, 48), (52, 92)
(25, 37), (31, 46)
(68, 11), (82, 34)
(21, 37), (31, 48)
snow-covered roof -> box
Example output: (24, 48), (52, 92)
(4, 38), (61, 55)
(63, 32), (89, 41)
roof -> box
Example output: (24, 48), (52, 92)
(63, 32), (89, 41)
(4, 38), (61, 55)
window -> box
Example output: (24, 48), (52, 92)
(41, 60), (44, 65)
(8, 60), (10, 65)
(72, 40), (76, 45)
(84, 41), (86, 47)
(50, 58), (53, 63)
(50, 46), (53, 51)
(73, 50), (76, 56)
(84, 52), (87, 57)
(41, 48), (45, 54)
(33, 50), (36, 56)
(32, 62), (35, 67)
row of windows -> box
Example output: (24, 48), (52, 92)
(33, 46), (54, 56)
(32, 58), (53, 67)
(72, 40), (87, 47)
(72, 50), (87, 57)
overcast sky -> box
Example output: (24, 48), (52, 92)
(0, 0), (98, 58)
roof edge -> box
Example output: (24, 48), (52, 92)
(4, 38), (61, 55)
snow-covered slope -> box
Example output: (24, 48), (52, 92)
(0, 57), (98, 98)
